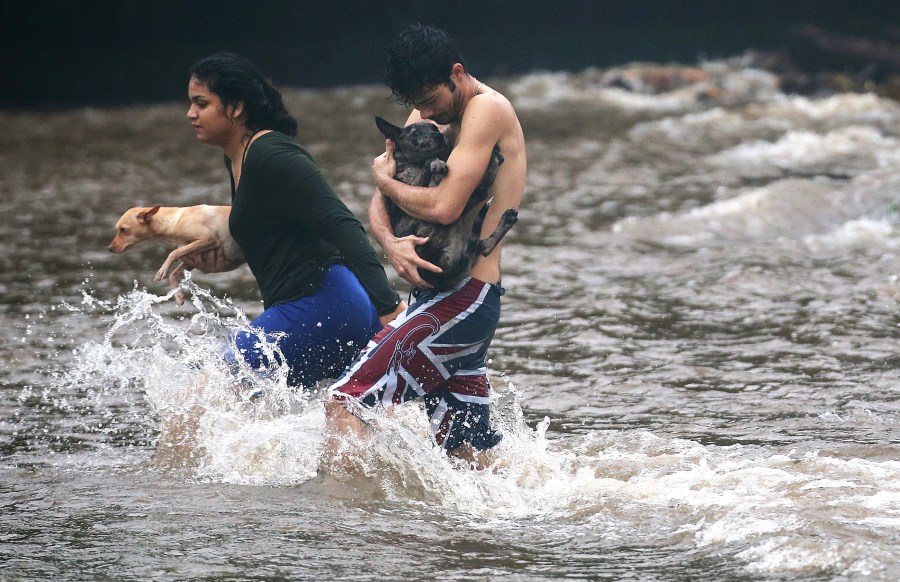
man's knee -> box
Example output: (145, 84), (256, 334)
(324, 396), (369, 440)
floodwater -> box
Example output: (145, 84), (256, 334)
(2, 57), (899, 580)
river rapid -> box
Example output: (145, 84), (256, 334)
(2, 57), (899, 580)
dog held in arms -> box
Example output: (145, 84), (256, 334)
(375, 116), (518, 291)
(108, 205), (244, 304)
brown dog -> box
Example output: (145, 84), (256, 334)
(108, 205), (244, 303)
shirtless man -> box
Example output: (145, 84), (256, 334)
(326, 24), (526, 463)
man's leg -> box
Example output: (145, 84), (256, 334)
(323, 396), (369, 460)
(424, 373), (502, 452)
(327, 278), (503, 453)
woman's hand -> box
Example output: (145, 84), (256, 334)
(383, 234), (441, 288)
(379, 300), (408, 327)
(180, 246), (244, 273)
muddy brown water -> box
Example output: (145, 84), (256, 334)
(2, 63), (900, 580)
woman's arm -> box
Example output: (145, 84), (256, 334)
(267, 150), (402, 316)
(179, 246), (244, 273)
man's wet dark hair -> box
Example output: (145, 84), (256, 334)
(190, 52), (298, 137)
(384, 24), (467, 106)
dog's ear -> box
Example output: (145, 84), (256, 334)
(375, 116), (402, 142)
(137, 205), (161, 224)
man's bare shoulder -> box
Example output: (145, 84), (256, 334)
(473, 87), (517, 119)
(461, 90), (521, 144)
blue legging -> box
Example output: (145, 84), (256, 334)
(226, 264), (381, 387)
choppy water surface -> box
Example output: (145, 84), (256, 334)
(2, 58), (899, 580)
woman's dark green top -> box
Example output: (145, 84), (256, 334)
(227, 131), (400, 314)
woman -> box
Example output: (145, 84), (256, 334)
(185, 53), (405, 387)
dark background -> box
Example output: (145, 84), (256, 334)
(3, 0), (899, 109)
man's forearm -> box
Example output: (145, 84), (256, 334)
(369, 182), (442, 289)
(368, 189), (395, 250)
(375, 171), (457, 225)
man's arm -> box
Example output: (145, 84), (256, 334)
(372, 98), (505, 225)
(368, 188), (441, 289)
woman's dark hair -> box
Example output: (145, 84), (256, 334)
(190, 52), (298, 137)
(384, 24), (467, 106)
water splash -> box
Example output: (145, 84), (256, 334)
(43, 275), (554, 495)
(36, 274), (312, 477)
(26, 275), (900, 578)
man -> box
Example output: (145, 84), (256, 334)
(326, 24), (527, 463)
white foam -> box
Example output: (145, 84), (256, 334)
(507, 60), (781, 112)
(505, 71), (583, 108)
(612, 180), (838, 243)
(804, 218), (898, 251)
(594, 86), (702, 113)
(697, 513), (803, 546)
(767, 92), (900, 123)
(710, 126), (900, 170)
(197, 404), (325, 486)
(736, 536), (848, 575)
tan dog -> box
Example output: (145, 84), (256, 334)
(108, 205), (244, 303)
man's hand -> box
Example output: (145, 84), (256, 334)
(378, 300), (408, 327)
(372, 139), (397, 193)
(383, 234), (442, 288)
(180, 246), (243, 274)
(368, 147), (441, 288)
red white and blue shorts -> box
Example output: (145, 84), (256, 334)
(329, 277), (504, 452)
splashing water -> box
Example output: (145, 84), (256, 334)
(43, 274), (554, 498)
(37, 275), (658, 532)
(40, 276), (900, 579)
(42, 274), (315, 479)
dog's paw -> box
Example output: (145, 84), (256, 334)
(175, 290), (186, 305)
(430, 159), (448, 175)
(154, 268), (168, 282)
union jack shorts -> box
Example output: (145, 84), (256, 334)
(329, 277), (504, 451)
